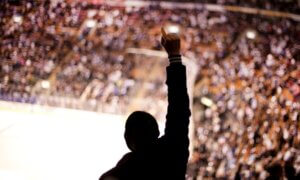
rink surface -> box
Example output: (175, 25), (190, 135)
(0, 101), (129, 180)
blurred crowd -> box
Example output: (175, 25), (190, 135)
(0, 1), (169, 115)
(188, 10), (300, 180)
(0, 0), (300, 179)
(0, 0), (84, 103)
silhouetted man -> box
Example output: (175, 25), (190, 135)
(99, 28), (191, 180)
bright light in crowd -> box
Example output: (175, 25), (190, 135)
(246, 30), (256, 39)
(41, 80), (50, 89)
(201, 97), (213, 107)
(86, 19), (97, 28)
(167, 25), (180, 34)
(87, 10), (97, 18)
(13, 15), (23, 24)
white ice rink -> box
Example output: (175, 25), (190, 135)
(0, 101), (129, 180)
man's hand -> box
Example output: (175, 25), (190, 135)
(161, 28), (181, 56)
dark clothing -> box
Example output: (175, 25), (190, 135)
(100, 62), (191, 180)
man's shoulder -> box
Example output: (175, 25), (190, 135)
(99, 152), (134, 180)
(99, 175), (119, 180)
(116, 152), (134, 166)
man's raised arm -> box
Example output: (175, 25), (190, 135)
(161, 28), (191, 178)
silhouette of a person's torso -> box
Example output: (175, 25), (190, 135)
(100, 61), (190, 180)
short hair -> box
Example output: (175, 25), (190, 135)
(124, 111), (159, 151)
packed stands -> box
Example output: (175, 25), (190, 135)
(0, 0), (299, 179)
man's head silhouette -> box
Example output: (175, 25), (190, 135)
(124, 111), (160, 152)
